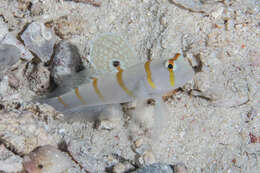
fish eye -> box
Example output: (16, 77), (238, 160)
(112, 60), (120, 67)
(168, 64), (173, 69)
(109, 59), (124, 72)
(38, 164), (43, 169)
(164, 60), (177, 71)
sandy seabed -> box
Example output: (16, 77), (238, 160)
(0, 0), (260, 172)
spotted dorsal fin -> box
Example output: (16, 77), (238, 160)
(89, 33), (141, 74)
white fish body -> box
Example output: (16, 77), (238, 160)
(43, 53), (194, 116)
(39, 34), (194, 120)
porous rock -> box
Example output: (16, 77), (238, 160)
(7, 60), (50, 94)
(47, 15), (87, 39)
(24, 61), (50, 93)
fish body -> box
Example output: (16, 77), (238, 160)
(43, 53), (194, 115)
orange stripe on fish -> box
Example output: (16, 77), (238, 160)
(74, 87), (87, 104)
(57, 96), (68, 108)
(144, 60), (156, 88)
(116, 66), (134, 97)
(92, 77), (104, 100)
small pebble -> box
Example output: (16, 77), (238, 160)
(97, 119), (115, 130)
(185, 53), (201, 69)
(21, 22), (56, 63)
(113, 162), (135, 173)
(30, 2), (44, 16)
(136, 151), (156, 167)
(23, 145), (73, 173)
(112, 163), (126, 173)
(134, 138), (144, 149)
(132, 138), (151, 155)
(211, 6), (224, 19)
(173, 163), (188, 173)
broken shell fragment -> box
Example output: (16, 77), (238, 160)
(21, 22), (56, 63)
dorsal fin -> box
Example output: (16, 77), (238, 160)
(89, 33), (141, 74)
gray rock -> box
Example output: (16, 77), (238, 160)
(0, 44), (20, 65)
(1, 34), (33, 61)
(51, 40), (83, 85)
(0, 44), (20, 78)
(21, 22), (56, 63)
(0, 18), (8, 40)
(0, 18), (33, 61)
(134, 163), (173, 173)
